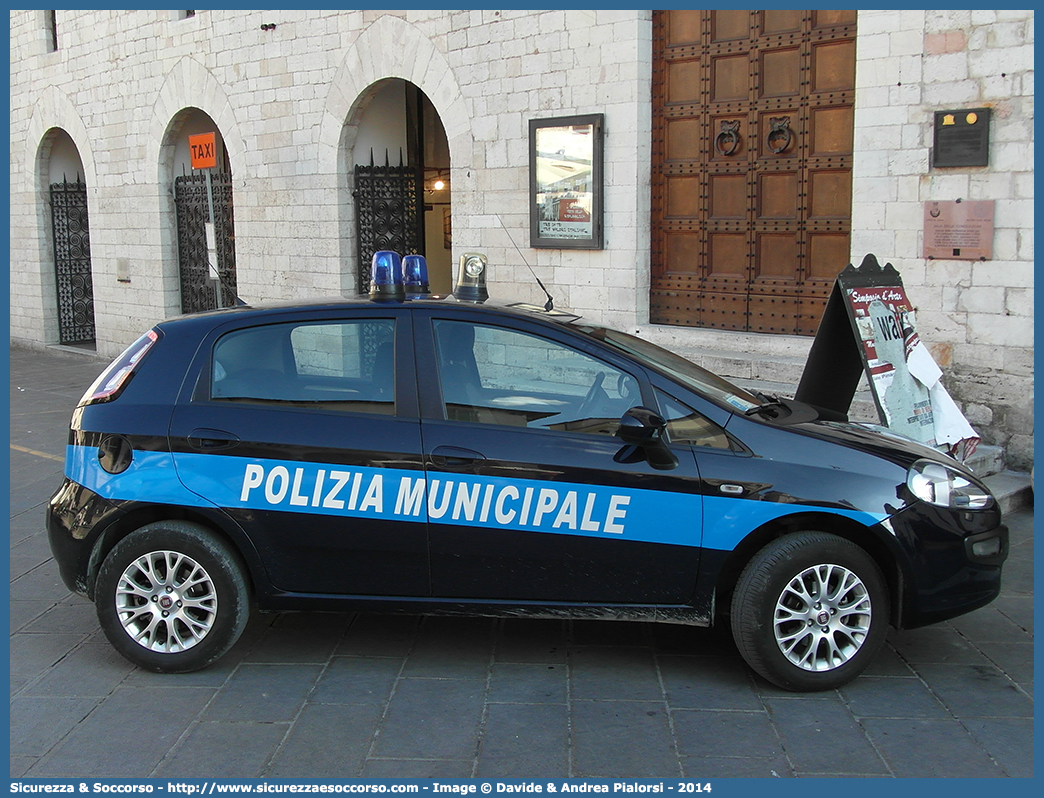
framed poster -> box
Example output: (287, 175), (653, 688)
(529, 114), (604, 249)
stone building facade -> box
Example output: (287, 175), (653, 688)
(8, 9), (1034, 469)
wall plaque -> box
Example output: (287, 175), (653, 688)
(933, 107), (990, 167)
(923, 199), (994, 260)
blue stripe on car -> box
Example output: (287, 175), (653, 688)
(66, 445), (887, 552)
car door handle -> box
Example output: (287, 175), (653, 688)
(187, 428), (241, 451)
(429, 445), (485, 468)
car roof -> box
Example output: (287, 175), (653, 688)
(153, 294), (583, 335)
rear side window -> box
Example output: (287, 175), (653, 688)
(210, 319), (395, 414)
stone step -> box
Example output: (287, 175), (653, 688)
(983, 471), (1034, 516)
(965, 444), (1005, 478)
(686, 347), (810, 387)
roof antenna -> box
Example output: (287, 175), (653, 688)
(496, 213), (554, 311)
(214, 269), (248, 308)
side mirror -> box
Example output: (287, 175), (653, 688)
(615, 407), (678, 470)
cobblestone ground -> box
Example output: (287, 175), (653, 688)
(10, 346), (1034, 778)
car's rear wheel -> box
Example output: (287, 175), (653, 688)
(730, 531), (889, 691)
(95, 521), (250, 673)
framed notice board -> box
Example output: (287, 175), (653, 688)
(529, 114), (604, 249)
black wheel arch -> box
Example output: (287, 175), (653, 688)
(84, 502), (267, 603)
(711, 510), (907, 630)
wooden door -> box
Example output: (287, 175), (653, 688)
(651, 10), (857, 335)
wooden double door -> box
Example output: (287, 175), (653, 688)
(651, 10), (857, 335)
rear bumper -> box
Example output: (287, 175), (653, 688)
(46, 478), (121, 598)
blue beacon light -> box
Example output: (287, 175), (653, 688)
(369, 250), (405, 301)
(402, 254), (430, 295)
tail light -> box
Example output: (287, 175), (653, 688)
(80, 329), (160, 406)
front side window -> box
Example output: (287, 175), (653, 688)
(211, 318), (395, 414)
(433, 320), (640, 436)
(655, 389), (733, 450)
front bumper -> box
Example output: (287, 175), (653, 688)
(886, 499), (1008, 629)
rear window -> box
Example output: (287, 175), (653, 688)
(79, 329), (160, 406)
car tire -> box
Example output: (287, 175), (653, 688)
(95, 521), (251, 673)
(730, 531), (889, 692)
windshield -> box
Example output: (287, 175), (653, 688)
(576, 326), (760, 413)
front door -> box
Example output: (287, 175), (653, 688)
(651, 9), (857, 335)
(413, 311), (705, 604)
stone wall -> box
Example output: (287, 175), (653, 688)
(850, 9), (1034, 469)
(9, 9), (650, 351)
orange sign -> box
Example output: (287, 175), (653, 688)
(189, 132), (217, 169)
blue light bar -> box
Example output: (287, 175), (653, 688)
(369, 250), (405, 301)
(402, 255), (429, 294)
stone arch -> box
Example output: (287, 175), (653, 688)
(24, 86), (97, 192)
(148, 57), (245, 316)
(23, 87), (97, 345)
(319, 15), (472, 293)
(148, 56), (245, 186)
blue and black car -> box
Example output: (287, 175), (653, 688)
(47, 252), (1008, 691)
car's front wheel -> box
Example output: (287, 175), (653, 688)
(95, 521), (251, 673)
(730, 531), (889, 691)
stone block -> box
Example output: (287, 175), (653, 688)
(924, 30), (968, 55)
(972, 260), (1034, 289)
(956, 285), (1005, 314)
(923, 79), (981, 105)
(992, 141), (1036, 174)
(1002, 346), (1034, 377)
(967, 312), (1034, 348)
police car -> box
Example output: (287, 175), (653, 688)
(47, 252), (1008, 691)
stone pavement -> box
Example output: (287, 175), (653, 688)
(9, 345), (1034, 779)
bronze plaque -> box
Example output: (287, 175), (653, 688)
(933, 108), (990, 167)
(923, 200), (994, 260)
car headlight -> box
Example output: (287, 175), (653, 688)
(906, 459), (993, 509)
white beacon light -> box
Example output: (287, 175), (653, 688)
(455, 252), (489, 302)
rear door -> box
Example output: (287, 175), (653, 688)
(169, 309), (430, 596)
(413, 309), (705, 604)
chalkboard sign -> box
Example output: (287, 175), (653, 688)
(796, 254), (979, 457)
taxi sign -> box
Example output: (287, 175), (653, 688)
(189, 132), (217, 169)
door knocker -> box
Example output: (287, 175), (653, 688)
(767, 117), (793, 154)
(714, 120), (741, 156)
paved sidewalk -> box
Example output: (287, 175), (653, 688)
(9, 345), (1034, 779)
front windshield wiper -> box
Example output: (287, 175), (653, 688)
(743, 395), (825, 425)
(744, 396), (789, 418)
